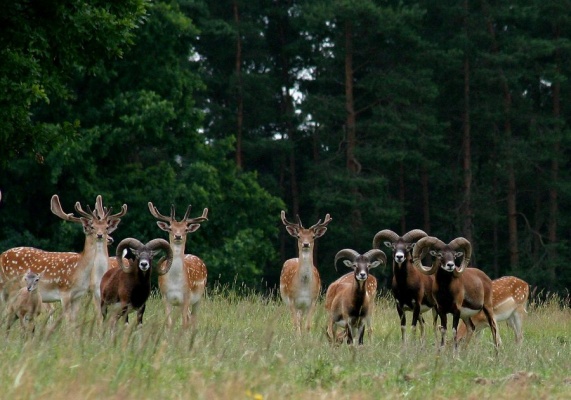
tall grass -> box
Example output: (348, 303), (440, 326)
(0, 286), (570, 399)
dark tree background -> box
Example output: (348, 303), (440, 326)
(1, 0), (570, 293)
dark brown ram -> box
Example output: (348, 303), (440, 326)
(100, 238), (173, 327)
(372, 229), (437, 343)
(412, 236), (499, 354)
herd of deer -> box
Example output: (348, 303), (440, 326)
(0, 192), (208, 332)
(0, 191), (529, 353)
(280, 212), (529, 353)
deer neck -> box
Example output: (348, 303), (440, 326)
(297, 247), (315, 281)
(167, 239), (186, 278)
(91, 238), (110, 297)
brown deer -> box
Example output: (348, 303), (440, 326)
(0, 194), (127, 321)
(456, 276), (529, 344)
(6, 270), (43, 333)
(280, 210), (332, 334)
(148, 202), (208, 329)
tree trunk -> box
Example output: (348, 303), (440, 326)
(345, 20), (359, 175)
(483, 3), (519, 268)
(421, 164), (431, 234)
(547, 28), (561, 283)
(344, 20), (362, 228)
(461, 53), (473, 244)
(399, 162), (406, 234)
(233, 0), (243, 169)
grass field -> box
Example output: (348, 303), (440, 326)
(1, 285), (570, 400)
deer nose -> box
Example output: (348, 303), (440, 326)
(395, 254), (405, 264)
(140, 261), (149, 271)
(302, 242), (310, 248)
(97, 233), (104, 239)
(174, 235), (182, 241)
(446, 261), (455, 269)
(357, 271), (367, 280)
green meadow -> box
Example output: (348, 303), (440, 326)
(1, 287), (570, 400)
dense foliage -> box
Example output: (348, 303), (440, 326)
(1, 0), (570, 292)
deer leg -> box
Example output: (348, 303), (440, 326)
(509, 311), (523, 344)
(452, 312), (461, 356)
(482, 305), (500, 352)
(357, 321), (366, 345)
(164, 298), (174, 328)
(189, 301), (200, 330)
(411, 304), (422, 341)
(397, 303), (406, 342)
(137, 304), (146, 327)
(92, 293), (103, 325)
(438, 311), (447, 350)
(305, 301), (317, 332)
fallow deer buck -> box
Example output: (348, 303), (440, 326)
(456, 276), (529, 344)
(280, 210), (332, 334)
(0, 194), (127, 321)
(148, 202), (208, 329)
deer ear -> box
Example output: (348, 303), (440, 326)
(454, 251), (464, 259)
(384, 241), (395, 250)
(314, 227), (327, 238)
(107, 219), (121, 234)
(343, 260), (353, 269)
(370, 261), (381, 269)
(156, 221), (170, 232)
(186, 223), (201, 233)
(285, 226), (298, 237)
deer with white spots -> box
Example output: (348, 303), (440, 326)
(148, 202), (208, 329)
(280, 211), (332, 334)
(0, 195), (127, 321)
(456, 276), (529, 344)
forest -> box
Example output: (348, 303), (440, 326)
(0, 0), (570, 294)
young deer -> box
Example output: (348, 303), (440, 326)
(148, 202), (208, 329)
(280, 211), (332, 334)
(456, 276), (529, 344)
(6, 270), (43, 333)
(0, 195), (127, 321)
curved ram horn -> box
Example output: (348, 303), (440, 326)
(116, 238), (144, 273)
(372, 229), (400, 249)
(449, 237), (472, 277)
(147, 238), (174, 275)
(363, 249), (387, 267)
(401, 229), (428, 243)
(333, 249), (360, 272)
(412, 236), (446, 275)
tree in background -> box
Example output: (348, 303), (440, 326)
(0, 0), (147, 166)
(2, 0), (571, 293)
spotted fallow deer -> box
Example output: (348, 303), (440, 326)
(0, 194), (127, 321)
(280, 210), (332, 334)
(456, 276), (529, 344)
(148, 202), (208, 329)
